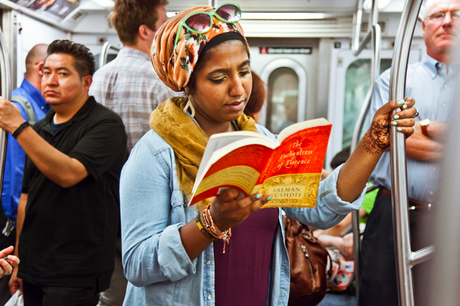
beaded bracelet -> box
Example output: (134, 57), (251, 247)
(199, 211), (219, 240)
(202, 204), (232, 253)
(195, 215), (216, 241)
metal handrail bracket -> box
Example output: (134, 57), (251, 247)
(388, 0), (424, 305)
(410, 245), (435, 267)
(99, 42), (121, 68)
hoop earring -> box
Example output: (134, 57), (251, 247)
(183, 99), (196, 118)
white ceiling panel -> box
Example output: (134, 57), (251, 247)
(166, 0), (359, 14)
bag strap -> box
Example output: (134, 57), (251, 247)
(11, 95), (36, 125)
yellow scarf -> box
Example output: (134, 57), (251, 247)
(150, 97), (258, 207)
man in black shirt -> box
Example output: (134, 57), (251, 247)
(0, 40), (128, 306)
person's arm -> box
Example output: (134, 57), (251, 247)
(121, 142), (201, 287)
(314, 207), (367, 237)
(0, 98), (88, 188)
(8, 193), (26, 294)
(120, 137), (269, 287)
(415, 120), (448, 141)
(321, 169), (331, 181)
(405, 120), (445, 161)
(15, 127), (88, 188)
(317, 232), (354, 259)
(337, 98), (416, 202)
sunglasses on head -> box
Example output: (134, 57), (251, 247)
(174, 3), (242, 50)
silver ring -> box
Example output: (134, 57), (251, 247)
(4, 269), (12, 276)
(412, 107), (419, 118)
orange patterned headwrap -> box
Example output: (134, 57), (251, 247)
(151, 6), (249, 92)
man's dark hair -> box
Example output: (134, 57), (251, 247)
(46, 40), (96, 77)
(110, 0), (168, 46)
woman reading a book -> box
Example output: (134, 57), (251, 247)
(119, 4), (417, 305)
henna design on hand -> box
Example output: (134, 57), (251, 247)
(362, 114), (391, 154)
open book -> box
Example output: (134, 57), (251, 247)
(189, 118), (332, 208)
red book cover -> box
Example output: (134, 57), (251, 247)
(190, 119), (332, 208)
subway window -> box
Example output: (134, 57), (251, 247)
(267, 67), (299, 134)
(342, 58), (392, 148)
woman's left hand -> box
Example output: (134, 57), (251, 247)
(337, 97), (416, 202)
(362, 97), (416, 154)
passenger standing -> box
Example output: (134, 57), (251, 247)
(2, 40), (128, 306)
(0, 43), (49, 305)
(119, 5), (416, 305)
(360, 0), (460, 305)
(89, 1), (173, 304)
(90, 0), (173, 152)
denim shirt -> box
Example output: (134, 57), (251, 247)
(120, 125), (366, 306)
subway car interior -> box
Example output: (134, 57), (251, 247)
(0, 0), (458, 305)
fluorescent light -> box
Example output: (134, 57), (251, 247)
(92, 0), (114, 9)
(242, 12), (325, 20)
(166, 12), (325, 20)
(363, 0), (392, 10)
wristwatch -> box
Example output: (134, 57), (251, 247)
(420, 119), (430, 137)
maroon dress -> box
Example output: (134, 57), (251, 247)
(214, 207), (279, 306)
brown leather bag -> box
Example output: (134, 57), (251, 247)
(284, 216), (330, 306)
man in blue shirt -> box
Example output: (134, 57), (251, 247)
(0, 43), (49, 305)
(1, 40), (127, 306)
(360, 0), (460, 305)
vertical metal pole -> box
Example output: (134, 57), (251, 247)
(388, 0), (423, 305)
(350, 24), (380, 301)
(0, 27), (13, 196)
(11, 12), (18, 90)
(352, 0), (364, 52)
(350, 0), (381, 302)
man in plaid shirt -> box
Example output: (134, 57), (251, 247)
(90, 0), (176, 152)
(89, 1), (175, 305)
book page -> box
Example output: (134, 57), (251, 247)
(277, 118), (331, 143)
(258, 124), (332, 208)
(190, 142), (274, 206)
(197, 131), (271, 185)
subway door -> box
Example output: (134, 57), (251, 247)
(248, 38), (319, 134)
(325, 40), (423, 171)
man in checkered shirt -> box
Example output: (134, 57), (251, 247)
(89, 1), (176, 305)
(90, 0), (176, 152)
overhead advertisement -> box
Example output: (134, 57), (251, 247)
(9, 0), (81, 20)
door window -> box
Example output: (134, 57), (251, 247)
(267, 67), (299, 133)
(342, 59), (391, 148)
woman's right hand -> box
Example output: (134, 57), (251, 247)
(0, 246), (19, 279)
(209, 188), (271, 231)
